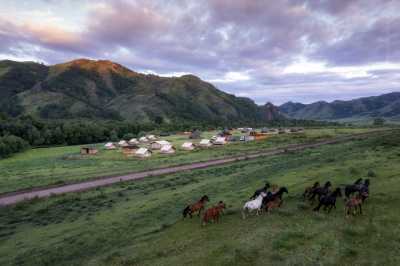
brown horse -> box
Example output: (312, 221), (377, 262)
(345, 193), (363, 216)
(265, 197), (281, 213)
(182, 195), (209, 219)
(202, 201), (226, 225)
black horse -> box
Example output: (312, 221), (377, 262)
(302, 181), (320, 200)
(262, 187), (289, 209)
(308, 181), (332, 203)
(313, 187), (342, 212)
(250, 182), (270, 200)
(345, 179), (370, 200)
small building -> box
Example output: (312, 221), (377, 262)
(261, 127), (269, 133)
(240, 135), (255, 142)
(135, 148), (152, 158)
(118, 140), (128, 147)
(227, 135), (240, 142)
(219, 128), (232, 137)
(160, 132), (170, 137)
(181, 142), (195, 151)
(128, 138), (139, 145)
(189, 130), (202, 139)
(139, 136), (149, 143)
(213, 137), (227, 145)
(122, 145), (140, 156)
(104, 142), (116, 150)
(81, 146), (98, 155)
(150, 140), (171, 150)
(199, 139), (212, 147)
(160, 144), (176, 154)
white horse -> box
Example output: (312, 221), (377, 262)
(242, 191), (267, 219)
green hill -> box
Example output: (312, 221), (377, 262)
(279, 92), (400, 122)
(0, 59), (283, 124)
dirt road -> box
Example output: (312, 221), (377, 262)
(0, 130), (389, 206)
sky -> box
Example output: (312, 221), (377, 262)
(0, 0), (399, 105)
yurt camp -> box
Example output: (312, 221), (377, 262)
(150, 140), (171, 150)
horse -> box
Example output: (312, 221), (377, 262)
(242, 192), (267, 219)
(302, 181), (320, 200)
(262, 187), (289, 210)
(313, 187), (342, 213)
(345, 179), (370, 200)
(308, 181), (332, 203)
(249, 182), (270, 200)
(202, 201), (226, 225)
(345, 193), (363, 216)
(182, 195), (209, 219)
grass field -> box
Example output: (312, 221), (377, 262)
(0, 128), (376, 194)
(0, 129), (399, 265)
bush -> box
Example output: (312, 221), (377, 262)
(367, 170), (377, 177)
(0, 135), (30, 158)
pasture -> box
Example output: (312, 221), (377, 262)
(0, 129), (399, 265)
(0, 128), (375, 194)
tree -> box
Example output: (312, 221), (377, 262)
(110, 129), (118, 142)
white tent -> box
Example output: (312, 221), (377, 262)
(135, 147), (152, 158)
(104, 142), (116, 150)
(139, 136), (149, 143)
(181, 142), (195, 151)
(213, 137), (227, 145)
(199, 139), (212, 147)
(147, 135), (157, 141)
(118, 140), (128, 147)
(128, 138), (139, 145)
(160, 144), (176, 154)
(150, 140), (171, 150)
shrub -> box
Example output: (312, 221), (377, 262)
(367, 170), (377, 177)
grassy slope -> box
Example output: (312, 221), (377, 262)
(0, 130), (399, 265)
(0, 128), (374, 194)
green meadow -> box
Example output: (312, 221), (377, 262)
(0, 128), (374, 194)
(0, 129), (399, 265)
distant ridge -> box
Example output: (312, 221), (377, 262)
(279, 92), (400, 121)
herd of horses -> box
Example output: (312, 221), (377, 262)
(182, 178), (370, 226)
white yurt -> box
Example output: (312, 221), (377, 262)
(135, 147), (152, 158)
(139, 136), (149, 143)
(213, 137), (227, 145)
(147, 135), (157, 141)
(160, 144), (176, 154)
(150, 140), (171, 150)
(181, 142), (195, 151)
(118, 140), (128, 147)
(199, 139), (212, 147)
(104, 142), (116, 150)
(128, 138), (139, 145)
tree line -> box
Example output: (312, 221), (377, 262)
(0, 113), (341, 158)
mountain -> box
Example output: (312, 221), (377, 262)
(279, 92), (400, 121)
(0, 59), (283, 124)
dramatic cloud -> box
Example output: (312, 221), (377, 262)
(0, 0), (399, 104)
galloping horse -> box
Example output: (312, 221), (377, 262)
(202, 201), (226, 225)
(313, 187), (342, 213)
(345, 193), (363, 216)
(182, 195), (209, 219)
(242, 192), (267, 219)
(309, 181), (332, 203)
(345, 179), (370, 201)
(303, 181), (320, 200)
(250, 182), (270, 200)
(262, 187), (289, 210)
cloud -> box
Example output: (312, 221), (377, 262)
(0, 0), (399, 104)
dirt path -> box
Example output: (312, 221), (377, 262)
(0, 130), (390, 206)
